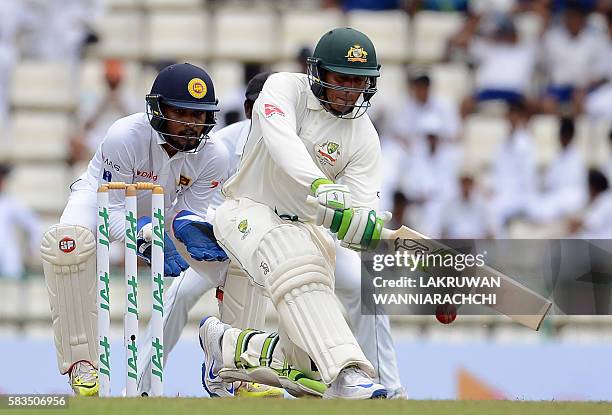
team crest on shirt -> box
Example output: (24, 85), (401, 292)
(178, 175), (192, 186)
(188, 78), (207, 99)
(345, 44), (368, 63)
(315, 141), (341, 166)
(238, 219), (251, 239)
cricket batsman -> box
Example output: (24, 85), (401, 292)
(199, 28), (392, 399)
(40, 63), (230, 396)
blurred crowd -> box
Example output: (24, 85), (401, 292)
(1, 0), (612, 279)
(374, 0), (612, 240)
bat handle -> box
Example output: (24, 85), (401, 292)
(381, 228), (393, 239)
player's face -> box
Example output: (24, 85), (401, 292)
(162, 105), (207, 151)
(324, 72), (368, 114)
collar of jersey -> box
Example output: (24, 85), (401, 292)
(306, 92), (322, 110)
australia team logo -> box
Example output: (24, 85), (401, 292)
(316, 141), (341, 166)
(238, 219), (251, 240)
(188, 78), (207, 99)
(345, 44), (368, 63)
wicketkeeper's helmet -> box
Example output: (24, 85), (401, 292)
(146, 63), (219, 152)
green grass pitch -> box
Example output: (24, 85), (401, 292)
(12, 398), (612, 415)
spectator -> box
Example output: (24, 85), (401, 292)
(540, 1), (608, 114)
(406, 0), (468, 15)
(527, 117), (588, 222)
(296, 46), (312, 74)
(567, 168), (612, 237)
(439, 172), (496, 239)
(458, 16), (538, 117)
(0, 164), (41, 279)
(397, 113), (462, 235)
(70, 58), (140, 163)
(584, 10), (612, 121)
(390, 71), (462, 144)
(488, 100), (536, 227)
(323, 0), (405, 11)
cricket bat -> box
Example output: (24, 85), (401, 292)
(381, 226), (552, 330)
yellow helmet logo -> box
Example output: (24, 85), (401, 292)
(345, 44), (368, 63)
(188, 78), (207, 99)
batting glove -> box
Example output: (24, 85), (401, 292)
(311, 178), (352, 229)
(339, 208), (391, 251)
(173, 210), (228, 262)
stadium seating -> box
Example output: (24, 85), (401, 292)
(462, 114), (509, 170)
(430, 62), (472, 105)
(9, 111), (72, 162)
(347, 10), (411, 63)
(212, 9), (278, 61)
(146, 12), (211, 61)
(5, 164), (71, 214)
(91, 12), (145, 59)
(9, 62), (76, 111)
(280, 10), (344, 59)
(412, 11), (465, 62)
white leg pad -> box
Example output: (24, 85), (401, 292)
(257, 226), (374, 384)
(41, 224), (98, 374)
(220, 261), (268, 330)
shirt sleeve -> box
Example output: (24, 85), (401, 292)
(336, 122), (382, 211)
(98, 121), (136, 241)
(171, 141), (229, 218)
(253, 73), (326, 190)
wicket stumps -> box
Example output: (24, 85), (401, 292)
(97, 182), (165, 397)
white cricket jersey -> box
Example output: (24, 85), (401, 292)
(210, 119), (251, 207)
(222, 72), (382, 220)
(72, 112), (228, 241)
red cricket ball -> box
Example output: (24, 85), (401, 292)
(435, 304), (457, 324)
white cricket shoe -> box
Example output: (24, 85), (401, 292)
(323, 366), (387, 399)
(199, 316), (235, 397)
(387, 386), (408, 399)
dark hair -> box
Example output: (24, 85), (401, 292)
(564, 0), (589, 16)
(393, 191), (408, 205)
(508, 99), (527, 114)
(560, 117), (575, 139)
(588, 168), (609, 194)
(0, 163), (12, 178)
(409, 71), (431, 87)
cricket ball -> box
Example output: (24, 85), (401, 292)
(435, 303), (457, 324)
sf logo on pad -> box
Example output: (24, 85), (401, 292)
(59, 237), (76, 253)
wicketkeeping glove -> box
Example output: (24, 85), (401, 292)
(173, 210), (228, 262)
(338, 208), (392, 251)
(311, 178), (352, 229)
(137, 216), (189, 277)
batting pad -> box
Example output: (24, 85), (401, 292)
(220, 261), (268, 330)
(257, 226), (374, 384)
(41, 224), (98, 374)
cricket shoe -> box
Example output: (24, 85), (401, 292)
(234, 381), (285, 398)
(387, 386), (408, 399)
(199, 316), (235, 397)
(323, 366), (387, 399)
(69, 361), (99, 397)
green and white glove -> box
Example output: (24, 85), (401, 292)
(311, 178), (352, 228)
(338, 208), (391, 251)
